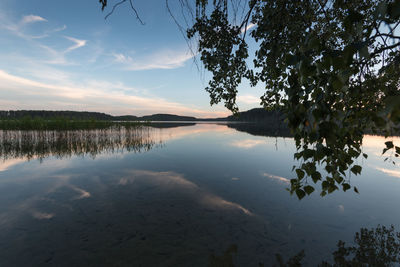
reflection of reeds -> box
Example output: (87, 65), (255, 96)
(0, 126), (160, 161)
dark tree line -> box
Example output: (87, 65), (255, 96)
(0, 110), (137, 121)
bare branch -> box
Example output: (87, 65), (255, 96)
(105, 0), (127, 20)
(129, 0), (145, 25)
(104, 0), (145, 25)
(240, 0), (256, 41)
(166, 0), (200, 72)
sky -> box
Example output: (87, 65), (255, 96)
(0, 0), (264, 118)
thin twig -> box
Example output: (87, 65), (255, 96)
(105, 0), (127, 20)
(104, 0), (145, 25)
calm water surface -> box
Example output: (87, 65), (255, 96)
(0, 123), (399, 266)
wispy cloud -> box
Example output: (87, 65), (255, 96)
(64, 36), (87, 53)
(30, 24), (67, 39)
(21, 15), (47, 25)
(0, 69), (227, 117)
(38, 44), (72, 65)
(1, 14), (47, 38)
(113, 49), (194, 71)
(0, 12), (75, 64)
(38, 36), (86, 65)
(1, 14), (47, 36)
(241, 23), (256, 33)
(237, 94), (260, 104)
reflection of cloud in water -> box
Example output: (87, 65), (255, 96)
(0, 173), (87, 227)
(0, 158), (26, 172)
(374, 167), (400, 178)
(200, 195), (252, 215)
(263, 173), (290, 184)
(119, 170), (253, 216)
(153, 123), (236, 143)
(363, 135), (400, 150)
(70, 186), (91, 200)
(118, 177), (130, 186)
(230, 139), (266, 149)
(31, 211), (55, 220)
(0, 124), (234, 165)
(338, 205), (344, 213)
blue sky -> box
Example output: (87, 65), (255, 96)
(0, 0), (263, 117)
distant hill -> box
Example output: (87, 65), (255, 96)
(140, 114), (196, 121)
(199, 108), (285, 123)
(0, 108), (284, 123)
(0, 110), (196, 122)
(113, 115), (138, 121)
(224, 108), (284, 123)
(0, 110), (117, 120)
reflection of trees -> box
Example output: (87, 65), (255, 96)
(211, 225), (400, 266)
(0, 126), (160, 161)
(148, 122), (196, 128)
(227, 123), (291, 138)
(322, 225), (400, 266)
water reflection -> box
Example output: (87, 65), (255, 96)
(0, 167), (277, 266)
(227, 122), (291, 137)
(0, 123), (399, 266)
(0, 126), (159, 161)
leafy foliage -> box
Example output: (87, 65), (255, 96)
(186, 0), (400, 197)
(99, 0), (400, 197)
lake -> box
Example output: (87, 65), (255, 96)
(0, 123), (399, 266)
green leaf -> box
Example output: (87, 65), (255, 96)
(342, 183), (351, 192)
(385, 141), (394, 149)
(311, 171), (322, 183)
(296, 189), (306, 200)
(322, 180), (329, 190)
(350, 165), (362, 175)
(354, 186), (359, 194)
(285, 54), (299, 65)
(375, 2), (388, 17)
(304, 185), (315, 195)
(303, 149), (314, 160)
(296, 169), (305, 179)
(328, 185), (338, 193)
(359, 46), (369, 59)
(334, 175), (344, 184)
(332, 77), (343, 90)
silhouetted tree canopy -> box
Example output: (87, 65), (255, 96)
(100, 0), (400, 198)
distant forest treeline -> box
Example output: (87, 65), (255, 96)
(0, 110), (137, 121)
(0, 110), (197, 121)
(0, 108), (285, 123)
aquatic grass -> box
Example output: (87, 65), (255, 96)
(0, 116), (145, 130)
